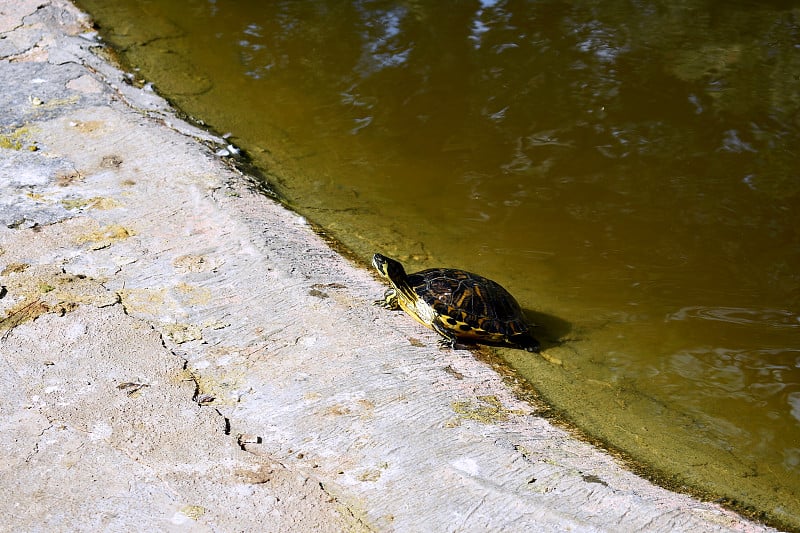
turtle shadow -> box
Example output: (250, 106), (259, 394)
(522, 308), (572, 351)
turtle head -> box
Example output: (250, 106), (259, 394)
(372, 253), (407, 283)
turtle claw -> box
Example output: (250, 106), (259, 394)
(375, 299), (400, 310)
(437, 338), (455, 350)
(374, 288), (400, 310)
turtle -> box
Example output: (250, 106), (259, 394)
(372, 253), (540, 352)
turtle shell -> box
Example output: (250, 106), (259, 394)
(406, 268), (530, 340)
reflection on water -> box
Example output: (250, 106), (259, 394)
(76, 0), (800, 528)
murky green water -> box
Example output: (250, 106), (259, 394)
(75, 0), (800, 528)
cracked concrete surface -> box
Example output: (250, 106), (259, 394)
(2, 304), (353, 532)
(0, 1), (782, 532)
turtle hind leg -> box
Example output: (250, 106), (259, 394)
(510, 332), (541, 353)
(436, 336), (458, 350)
(432, 321), (458, 350)
(374, 288), (400, 310)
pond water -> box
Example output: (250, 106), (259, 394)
(75, 0), (800, 528)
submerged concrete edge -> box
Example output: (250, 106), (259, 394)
(0, 1), (781, 532)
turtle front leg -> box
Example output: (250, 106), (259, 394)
(374, 288), (400, 310)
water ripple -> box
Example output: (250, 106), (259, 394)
(667, 306), (800, 329)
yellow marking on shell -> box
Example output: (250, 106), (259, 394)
(456, 284), (481, 310)
(438, 315), (507, 342)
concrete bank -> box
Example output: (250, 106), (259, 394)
(0, 1), (779, 531)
